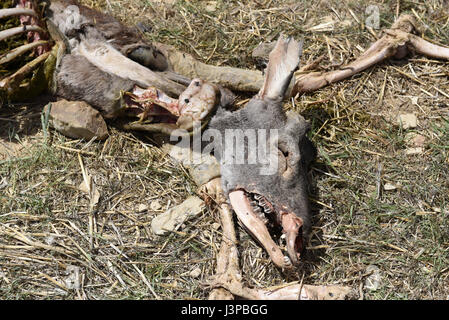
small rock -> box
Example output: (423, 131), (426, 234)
(44, 100), (108, 140)
(397, 113), (417, 129)
(151, 196), (205, 235)
(365, 265), (381, 291)
(150, 200), (162, 211)
(405, 147), (423, 155)
(45, 235), (55, 245)
(137, 203), (149, 212)
(383, 183), (397, 191)
(422, 266), (432, 273)
(405, 133), (426, 147)
(189, 267), (202, 278)
(205, 1), (217, 12)
(65, 265), (80, 290)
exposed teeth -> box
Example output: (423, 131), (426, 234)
(254, 194), (263, 201)
(248, 193), (275, 217)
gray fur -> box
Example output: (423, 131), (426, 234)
(209, 100), (316, 237)
(47, 0), (187, 117)
(209, 37), (316, 238)
(55, 54), (135, 118)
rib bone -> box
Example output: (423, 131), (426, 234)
(0, 25), (43, 42)
(0, 8), (37, 19)
(0, 51), (50, 94)
(0, 40), (48, 65)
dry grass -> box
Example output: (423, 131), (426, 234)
(1, 0), (448, 299)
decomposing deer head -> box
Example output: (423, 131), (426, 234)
(209, 36), (316, 269)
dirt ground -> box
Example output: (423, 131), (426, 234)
(0, 0), (448, 299)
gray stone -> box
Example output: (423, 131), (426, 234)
(383, 182), (397, 191)
(189, 267), (202, 278)
(364, 265), (382, 291)
(44, 100), (108, 140)
(397, 113), (417, 129)
(150, 200), (162, 211)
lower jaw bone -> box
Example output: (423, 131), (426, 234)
(228, 190), (291, 269)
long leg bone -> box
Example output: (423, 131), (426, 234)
(154, 42), (265, 93)
(75, 40), (186, 97)
(292, 14), (449, 95)
(408, 32), (449, 60)
(199, 178), (239, 300)
(156, 14), (449, 97)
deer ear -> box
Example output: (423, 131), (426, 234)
(285, 111), (310, 138)
(218, 86), (236, 109)
(258, 35), (302, 101)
